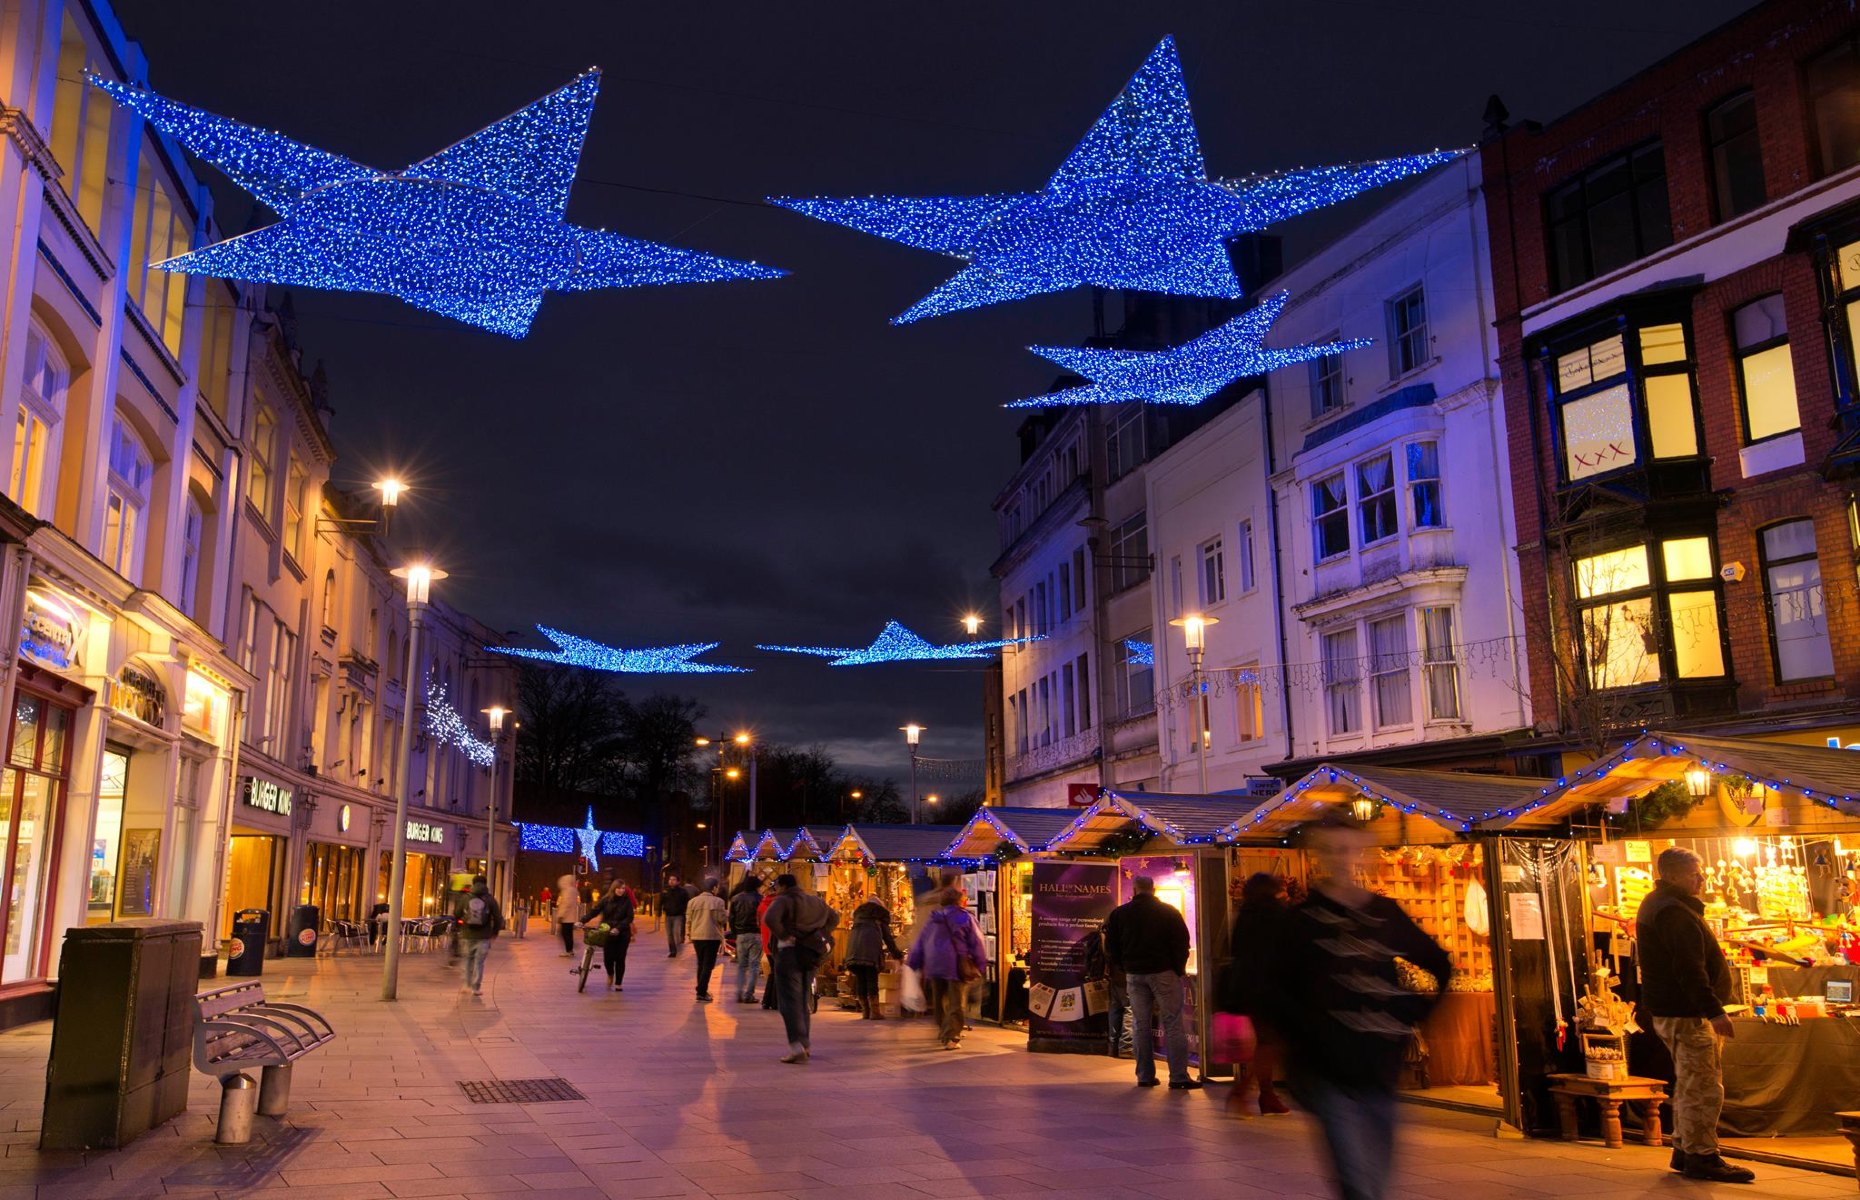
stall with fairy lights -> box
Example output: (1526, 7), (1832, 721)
(1489, 731), (1860, 1171)
(820, 825), (972, 1011)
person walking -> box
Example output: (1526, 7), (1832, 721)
(660, 875), (691, 957)
(758, 888), (780, 1010)
(589, 877), (636, 991)
(1264, 810), (1451, 1200)
(762, 874), (839, 1063)
(728, 878), (765, 1003)
(513, 895), (529, 940)
(687, 879), (727, 1002)
(1103, 875), (1197, 1090)
(845, 894), (904, 1020)
(1224, 872), (1292, 1116)
(457, 875), (504, 997)
(554, 873), (581, 956)
(1638, 846), (1755, 1185)
(906, 888), (986, 1048)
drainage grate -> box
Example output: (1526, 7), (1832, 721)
(458, 1077), (585, 1104)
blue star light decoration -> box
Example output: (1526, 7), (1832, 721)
(758, 620), (1040, 666)
(1124, 639), (1155, 667)
(770, 37), (1459, 323)
(488, 625), (750, 673)
(91, 70), (783, 337)
(1007, 291), (1368, 408)
(423, 679), (496, 767)
(515, 808), (644, 869)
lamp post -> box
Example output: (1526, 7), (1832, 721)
(901, 724), (924, 823)
(1169, 613), (1218, 794)
(481, 705), (509, 901)
(381, 562), (445, 1001)
(962, 613), (982, 638)
(734, 731), (757, 832)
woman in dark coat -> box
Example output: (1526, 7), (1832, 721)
(1228, 872), (1291, 1114)
(843, 896), (903, 1019)
(589, 883), (636, 991)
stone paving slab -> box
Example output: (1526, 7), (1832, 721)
(0, 932), (1847, 1197)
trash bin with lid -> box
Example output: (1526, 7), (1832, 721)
(227, 909), (268, 976)
(285, 905), (319, 957)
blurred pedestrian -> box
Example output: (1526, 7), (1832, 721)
(589, 877), (635, 991)
(1224, 872), (1292, 1116)
(1265, 810), (1451, 1200)
(661, 875), (691, 957)
(513, 895), (529, 939)
(1104, 875), (1197, 1090)
(846, 894), (904, 1020)
(728, 878), (766, 1003)
(554, 873), (580, 956)
(457, 875), (504, 997)
(763, 875), (839, 1063)
(688, 878), (727, 1002)
(906, 886), (987, 1049)
(758, 887), (780, 1010)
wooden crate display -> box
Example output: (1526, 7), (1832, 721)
(1359, 846), (1491, 982)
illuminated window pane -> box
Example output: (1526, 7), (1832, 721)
(1638, 324), (1687, 364)
(1644, 373), (1698, 458)
(1740, 343), (1801, 441)
(1562, 384), (1637, 480)
(1582, 598), (1658, 689)
(1667, 590), (1725, 678)
(1575, 546), (1650, 599)
(1661, 537), (1714, 582)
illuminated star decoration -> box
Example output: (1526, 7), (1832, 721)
(91, 71), (783, 337)
(515, 811), (645, 865)
(770, 37), (1459, 324)
(757, 620), (1041, 666)
(1007, 291), (1369, 408)
(423, 679), (496, 766)
(575, 807), (603, 870)
(488, 625), (750, 673)
(1124, 639), (1155, 667)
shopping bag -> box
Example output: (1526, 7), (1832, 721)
(1211, 1012), (1257, 1065)
(1083, 978), (1110, 1015)
(900, 964), (927, 1012)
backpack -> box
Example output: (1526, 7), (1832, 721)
(464, 895), (491, 929)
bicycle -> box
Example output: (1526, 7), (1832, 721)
(573, 925), (609, 993)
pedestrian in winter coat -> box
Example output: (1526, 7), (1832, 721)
(844, 898), (903, 1020)
(728, 878), (765, 1003)
(1103, 875), (1195, 1089)
(757, 892), (780, 1009)
(661, 876), (691, 956)
(1224, 873), (1292, 1115)
(906, 888), (987, 1050)
(554, 874), (581, 956)
(589, 881), (636, 991)
(763, 875), (840, 1063)
(687, 879), (728, 1002)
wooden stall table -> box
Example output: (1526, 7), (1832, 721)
(1836, 1112), (1860, 1186)
(1547, 1073), (1668, 1149)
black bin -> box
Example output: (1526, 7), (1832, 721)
(227, 909), (268, 976)
(285, 904), (320, 957)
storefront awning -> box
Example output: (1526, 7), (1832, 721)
(945, 807), (1087, 856)
(1484, 731), (1860, 829)
(1222, 763), (1541, 840)
(824, 824), (970, 865)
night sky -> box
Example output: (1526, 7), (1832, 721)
(112, 0), (1750, 780)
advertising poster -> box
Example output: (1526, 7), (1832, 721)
(1028, 860), (1118, 1054)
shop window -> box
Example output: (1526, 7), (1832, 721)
(1421, 607), (1461, 721)
(1106, 404), (1144, 482)
(1385, 285), (1428, 377)
(1706, 92), (1765, 221)
(247, 403), (275, 522)
(1407, 441), (1443, 528)
(102, 419), (153, 581)
(1356, 453), (1397, 544)
(2, 693), (73, 983)
(1198, 536), (1224, 605)
(1761, 519), (1835, 681)
(86, 750), (127, 925)
(1313, 473), (1349, 560)
(1734, 295), (1800, 443)
(1545, 142), (1672, 292)
(1310, 340), (1345, 416)
(1809, 36), (1860, 176)
(1322, 629), (1361, 735)
(1236, 519), (1256, 592)
(1368, 615), (1412, 729)
(1234, 664), (1263, 742)
(10, 324), (66, 520)
(1107, 512), (1149, 593)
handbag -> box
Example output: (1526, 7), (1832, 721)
(1211, 1012), (1257, 1065)
(958, 956), (982, 984)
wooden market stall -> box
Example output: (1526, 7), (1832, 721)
(817, 825), (970, 1003)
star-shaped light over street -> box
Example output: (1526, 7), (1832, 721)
(575, 807), (603, 871)
(488, 625), (750, 673)
(770, 38), (1460, 323)
(758, 620), (1041, 666)
(1007, 291), (1369, 408)
(92, 71), (783, 337)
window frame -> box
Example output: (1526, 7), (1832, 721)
(1321, 628), (1362, 737)
(1731, 294), (1801, 446)
(1107, 512), (1150, 594)
(1758, 518), (1836, 683)
(1419, 606), (1463, 722)
(1385, 285), (1429, 378)
(1309, 339), (1346, 417)
(1705, 89), (1765, 222)
(1366, 614), (1414, 731)
(1234, 664), (1263, 742)
(1407, 440), (1444, 529)
(1807, 35), (1860, 178)
(101, 418), (153, 581)
(1237, 519), (1257, 593)
(1571, 536), (1729, 691)
(1106, 404), (1145, 483)
(1543, 139), (1673, 292)
(1198, 535), (1225, 606)
(1355, 453), (1399, 546)
(1543, 316), (1702, 487)
(1312, 473), (1350, 561)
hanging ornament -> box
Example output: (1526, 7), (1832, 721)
(488, 625), (750, 673)
(757, 620), (1039, 666)
(92, 70), (783, 337)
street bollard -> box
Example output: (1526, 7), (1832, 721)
(257, 1064), (292, 1117)
(215, 1074), (258, 1145)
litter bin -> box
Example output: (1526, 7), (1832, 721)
(285, 905), (319, 957)
(227, 909), (268, 976)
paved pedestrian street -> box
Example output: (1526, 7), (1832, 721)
(0, 932), (1846, 1199)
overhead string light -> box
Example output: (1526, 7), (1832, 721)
(769, 37), (1461, 324)
(1009, 291), (1368, 408)
(757, 620), (1041, 666)
(515, 806), (644, 871)
(90, 70), (784, 337)
(424, 678), (496, 767)
(1124, 639), (1155, 666)
(487, 625), (750, 673)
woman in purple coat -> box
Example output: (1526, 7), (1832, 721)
(906, 888), (989, 1050)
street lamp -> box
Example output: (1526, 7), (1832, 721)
(382, 562), (446, 1002)
(901, 724), (925, 824)
(481, 705), (509, 903)
(734, 731), (758, 834)
(1169, 613), (1219, 793)
(962, 613), (982, 638)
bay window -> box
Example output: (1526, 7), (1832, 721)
(1761, 520), (1835, 681)
(1407, 441), (1443, 528)
(1573, 538), (1725, 690)
(1322, 629), (1361, 735)
(1313, 473), (1349, 560)
(1356, 454), (1397, 544)
(1551, 322), (1699, 483)
(1420, 607), (1461, 720)
(1368, 615), (1412, 729)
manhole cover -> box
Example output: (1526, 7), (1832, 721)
(457, 1078), (585, 1104)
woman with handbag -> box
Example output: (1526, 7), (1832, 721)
(906, 886), (988, 1050)
(1224, 872), (1291, 1115)
(844, 896), (904, 1019)
(589, 881), (636, 991)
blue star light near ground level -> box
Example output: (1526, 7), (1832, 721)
(488, 626), (751, 673)
(92, 70), (783, 337)
(1007, 291), (1370, 408)
(757, 620), (1040, 666)
(771, 37), (1460, 324)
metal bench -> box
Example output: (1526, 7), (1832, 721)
(192, 981), (335, 1144)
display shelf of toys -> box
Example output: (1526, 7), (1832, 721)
(1363, 844), (1493, 989)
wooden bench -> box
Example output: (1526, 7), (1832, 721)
(192, 981), (335, 1144)
(1546, 1072), (1668, 1150)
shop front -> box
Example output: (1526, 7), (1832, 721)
(381, 813), (457, 918)
(819, 825), (970, 1011)
(222, 772), (296, 949)
(300, 798), (371, 926)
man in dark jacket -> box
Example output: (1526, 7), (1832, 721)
(762, 875), (839, 1063)
(728, 878), (765, 1003)
(1637, 846), (1754, 1185)
(457, 876), (503, 998)
(660, 875), (691, 957)
(1102, 875), (1197, 1089)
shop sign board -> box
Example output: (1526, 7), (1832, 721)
(243, 777), (293, 817)
(1027, 861), (1117, 1052)
(113, 662), (167, 726)
(19, 588), (80, 671)
(1066, 784), (1096, 807)
(406, 820), (446, 846)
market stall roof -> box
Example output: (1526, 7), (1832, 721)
(825, 824), (971, 865)
(1221, 763), (1541, 840)
(945, 807), (1087, 857)
(1484, 731), (1860, 829)
(1042, 790), (1259, 851)
(781, 827), (840, 861)
(750, 828), (800, 860)
(725, 831), (757, 862)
